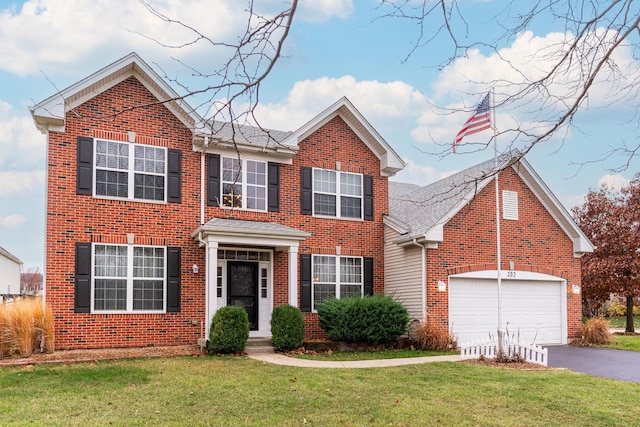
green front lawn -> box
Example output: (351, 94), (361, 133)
(1, 356), (639, 426)
(605, 335), (640, 352)
(605, 316), (640, 329)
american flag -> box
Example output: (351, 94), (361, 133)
(453, 93), (491, 153)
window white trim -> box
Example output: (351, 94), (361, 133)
(221, 156), (267, 212)
(91, 243), (167, 314)
(311, 255), (363, 311)
(93, 138), (168, 203)
(312, 168), (363, 220)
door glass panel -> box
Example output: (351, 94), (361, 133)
(227, 262), (258, 330)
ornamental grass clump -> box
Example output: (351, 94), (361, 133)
(0, 298), (54, 358)
(580, 317), (612, 345)
(410, 321), (457, 351)
(208, 306), (249, 354)
(270, 304), (304, 351)
(317, 295), (409, 344)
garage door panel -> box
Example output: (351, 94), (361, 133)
(449, 277), (564, 345)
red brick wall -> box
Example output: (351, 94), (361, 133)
(46, 76), (386, 348)
(425, 167), (582, 339)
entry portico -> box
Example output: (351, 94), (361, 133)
(193, 218), (310, 337)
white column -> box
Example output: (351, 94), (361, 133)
(288, 245), (299, 307)
(206, 240), (219, 333)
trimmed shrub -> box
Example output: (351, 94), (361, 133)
(580, 317), (612, 345)
(208, 306), (249, 354)
(410, 321), (457, 351)
(270, 305), (305, 351)
(317, 295), (409, 344)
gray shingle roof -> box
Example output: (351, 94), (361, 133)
(388, 152), (516, 241)
(210, 120), (293, 147)
(197, 218), (310, 239)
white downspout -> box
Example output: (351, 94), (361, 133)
(411, 238), (428, 322)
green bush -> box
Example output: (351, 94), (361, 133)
(208, 306), (249, 354)
(317, 295), (409, 344)
(270, 305), (305, 351)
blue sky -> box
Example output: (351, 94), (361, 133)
(1, 0), (638, 270)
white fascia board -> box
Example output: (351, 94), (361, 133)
(281, 97), (406, 176)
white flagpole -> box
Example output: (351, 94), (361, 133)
(491, 89), (504, 351)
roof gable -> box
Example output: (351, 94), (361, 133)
(281, 97), (406, 176)
(387, 152), (593, 256)
(0, 246), (23, 265)
(30, 52), (203, 135)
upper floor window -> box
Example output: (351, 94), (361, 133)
(76, 136), (181, 204)
(313, 169), (363, 219)
(206, 154), (280, 212)
(94, 139), (166, 202)
(93, 244), (166, 313)
(222, 157), (267, 210)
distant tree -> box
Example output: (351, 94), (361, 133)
(20, 267), (43, 296)
(572, 176), (640, 332)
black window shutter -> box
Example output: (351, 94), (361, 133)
(363, 175), (374, 221)
(300, 254), (312, 312)
(166, 247), (181, 312)
(76, 137), (93, 195)
(74, 242), (91, 313)
(364, 257), (374, 296)
(167, 149), (182, 203)
(207, 154), (220, 207)
(268, 162), (280, 212)
(300, 167), (312, 215)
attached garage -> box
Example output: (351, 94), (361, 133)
(448, 271), (567, 345)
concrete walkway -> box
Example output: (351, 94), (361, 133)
(248, 352), (461, 368)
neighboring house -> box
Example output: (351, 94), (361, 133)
(30, 52), (404, 350)
(0, 246), (23, 296)
(384, 154), (594, 345)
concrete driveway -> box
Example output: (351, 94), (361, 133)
(546, 346), (640, 383)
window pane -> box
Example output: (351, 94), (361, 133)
(340, 257), (362, 283)
(341, 196), (362, 218)
(246, 185), (266, 210)
(340, 173), (362, 196)
(313, 256), (336, 282)
(94, 279), (126, 310)
(247, 160), (266, 185)
(133, 280), (164, 310)
(340, 284), (362, 298)
(222, 183), (242, 207)
(134, 174), (165, 201)
(222, 157), (241, 183)
(314, 169), (336, 193)
(313, 283), (335, 310)
(96, 170), (128, 197)
(96, 140), (128, 171)
(133, 247), (164, 278)
(94, 245), (127, 277)
(315, 194), (336, 216)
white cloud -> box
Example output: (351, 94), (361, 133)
(0, 0), (350, 77)
(296, 0), (354, 22)
(0, 171), (45, 197)
(254, 75), (427, 132)
(0, 214), (26, 228)
(415, 29), (640, 149)
(0, 102), (46, 169)
(598, 173), (630, 191)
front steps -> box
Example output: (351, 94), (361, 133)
(245, 337), (274, 355)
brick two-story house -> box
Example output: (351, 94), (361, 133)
(30, 52), (404, 349)
(31, 52), (591, 350)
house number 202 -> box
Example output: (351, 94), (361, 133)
(506, 271), (516, 278)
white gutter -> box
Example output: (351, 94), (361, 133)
(200, 136), (209, 225)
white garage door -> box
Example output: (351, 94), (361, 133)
(449, 276), (565, 345)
